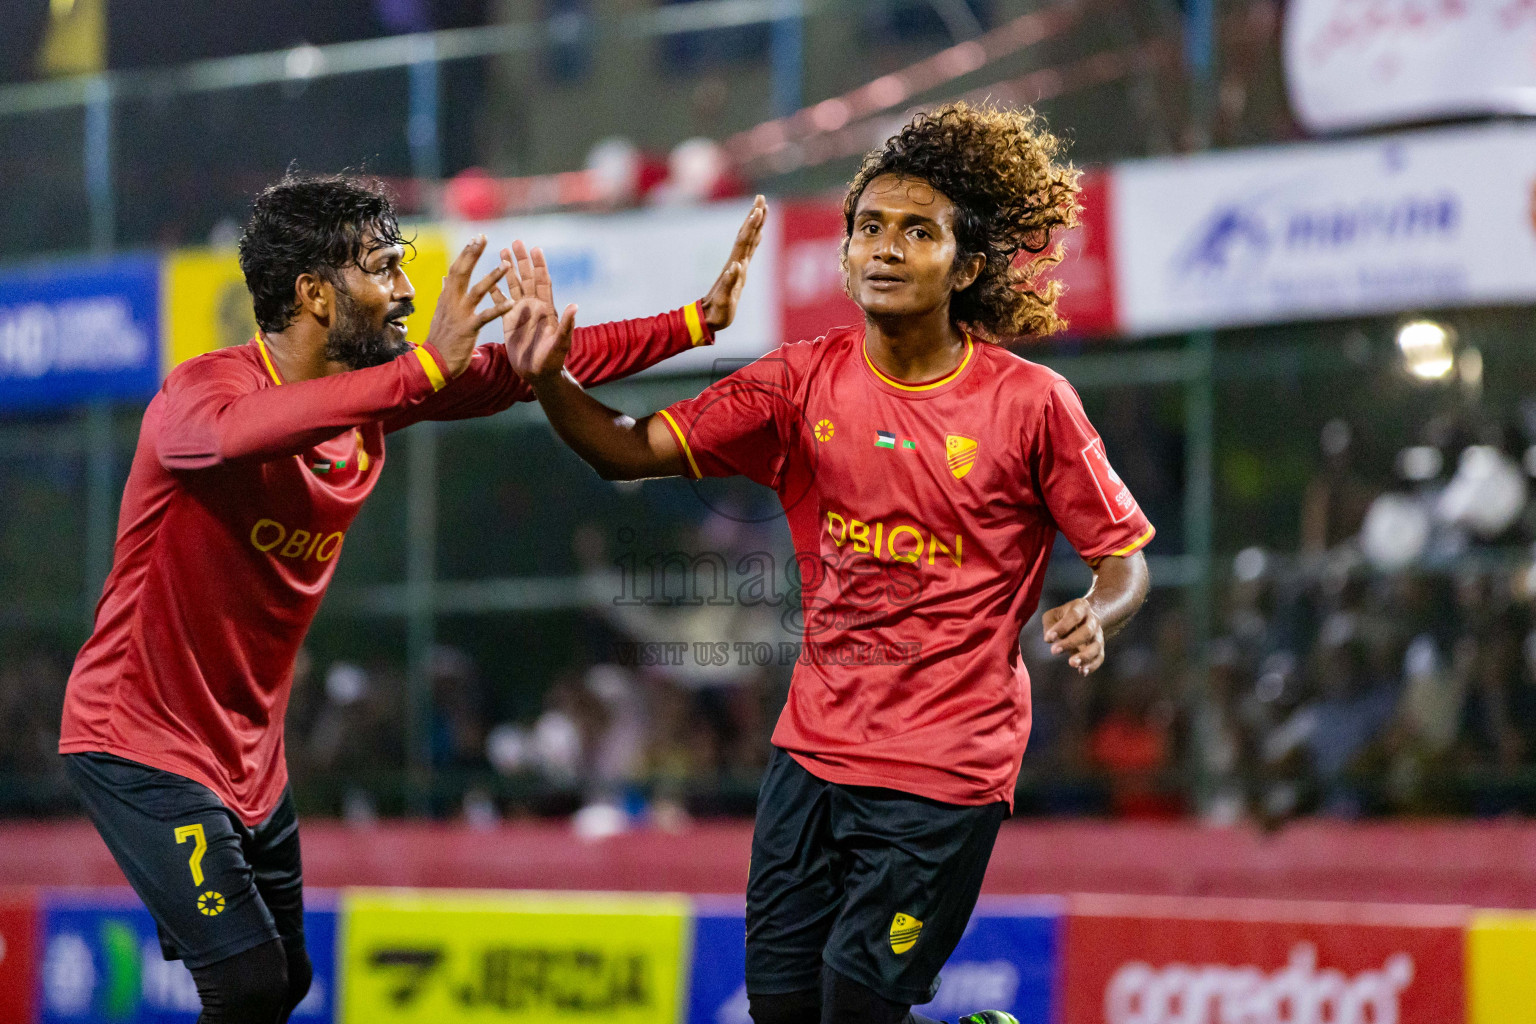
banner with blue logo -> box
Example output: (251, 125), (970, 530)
(686, 897), (1062, 1024)
(0, 255), (161, 412)
(38, 887), (337, 1023)
(1111, 122), (1536, 336)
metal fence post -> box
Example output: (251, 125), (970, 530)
(405, 420), (439, 816)
(84, 75), (113, 253)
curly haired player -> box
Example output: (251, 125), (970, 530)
(503, 103), (1153, 1024)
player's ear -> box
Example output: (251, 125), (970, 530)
(951, 252), (985, 293)
(294, 272), (330, 323)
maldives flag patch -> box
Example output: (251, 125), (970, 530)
(1081, 436), (1137, 523)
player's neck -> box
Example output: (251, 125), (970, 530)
(863, 308), (968, 384)
(260, 324), (352, 383)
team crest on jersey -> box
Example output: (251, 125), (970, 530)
(946, 435), (978, 479)
(814, 418), (835, 442)
(890, 913), (923, 954)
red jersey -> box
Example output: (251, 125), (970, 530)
(659, 326), (1153, 807)
(61, 306), (711, 825)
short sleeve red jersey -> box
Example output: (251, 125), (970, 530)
(660, 326), (1154, 807)
(61, 307), (709, 825)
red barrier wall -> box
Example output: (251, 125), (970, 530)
(4, 819), (1536, 907)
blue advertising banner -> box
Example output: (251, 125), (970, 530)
(0, 255), (161, 411)
(686, 897), (1062, 1024)
(37, 887), (337, 1024)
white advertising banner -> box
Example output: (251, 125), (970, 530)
(1110, 123), (1536, 336)
(450, 198), (780, 377)
(1284, 0), (1536, 133)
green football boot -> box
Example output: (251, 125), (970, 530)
(957, 1013), (1019, 1024)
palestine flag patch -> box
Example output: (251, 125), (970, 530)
(875, 431), (917, 451)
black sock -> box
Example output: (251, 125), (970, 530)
(820, 965), (945, 1024)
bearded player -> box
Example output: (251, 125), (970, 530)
(502, 103), (1152, 1024)
(58, 173), (764, 1024)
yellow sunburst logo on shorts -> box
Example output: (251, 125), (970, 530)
(814, 419), (835, 442)
(198, 891), (226, 917)
(890, 912), (923, 954)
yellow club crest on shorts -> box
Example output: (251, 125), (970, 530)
(198, 891), (226, 917)
(890, 913), (923, 954)
(946, 435), (978, 479)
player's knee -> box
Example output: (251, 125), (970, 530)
(748, 986), (820, 1024)
(192, 938), (289, 1024)
(282, 941), (314, 1018)
(821, 967), (920, 1024)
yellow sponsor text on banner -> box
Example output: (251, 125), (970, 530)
(340, 889), (692, 1024)
(162, 247), (256, 374)
(160, 228), (450, 376)
(1469, 910), (1536, 1024)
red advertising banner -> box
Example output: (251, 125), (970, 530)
(1047, 170), (1117, 339)
(777, 198), (862, 346)
(0, 889), (37, 1024)
(1062, 894), (1467, 1024)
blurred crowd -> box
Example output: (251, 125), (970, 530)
(8, 407), (1536, 829)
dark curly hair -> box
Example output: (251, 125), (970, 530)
(842, 101), (1081, 339)
(238, 172), (411, 334)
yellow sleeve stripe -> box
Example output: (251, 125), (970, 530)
(1109, 525), (1156, 558)
(413, 345), (448, 392)
(657, 408), (702, 479)
(684, 301), (707, 346)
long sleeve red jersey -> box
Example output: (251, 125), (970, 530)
(61, 306), (712, 824)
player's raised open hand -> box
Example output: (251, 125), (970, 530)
(501, 293), (577, 387)
(699, 195), (768, 332)
(1042, 597), (1105, 676)
(424, 235), (515, 378)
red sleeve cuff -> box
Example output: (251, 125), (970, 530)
(407, 343), (451, 393)
(682, 301), (715, 348)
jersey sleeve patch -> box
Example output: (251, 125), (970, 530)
(1081, 436), (1138, 524)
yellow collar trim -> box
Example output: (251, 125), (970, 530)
(863, 334), (974, 392)
(255, 335), (284, 386)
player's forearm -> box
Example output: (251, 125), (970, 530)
(1085, 552), (1150, 639)
(530, 369), (683, 480)
(160, 353), (439, 469)
(566, 304), (711, 389)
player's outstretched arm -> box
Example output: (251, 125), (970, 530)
(503, 297), (688, 480)
(1041, 551), (1150, 676)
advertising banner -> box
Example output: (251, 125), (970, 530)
(1060, 894), (1468, 1024)
(1111, 122), (1536, 336)
(0, 255), (161, 411)
(161, 231), (450, 374)
(0, 888), (37, 1024)
(39, 887), (337, 1023)
(1468, 911), (1536, 1024)
(1284, 0), (1536, 134)
(450, 200), (780, 377)
(685, 897), (1062, 1024)
(1046, 170), (1118, 340)
(339, 889), (691, 1024)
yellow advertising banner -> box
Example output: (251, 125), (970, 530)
(1468, 911), (1536, 1024)
(339, 889), (692, 1024)
(160, 229), (451, 375)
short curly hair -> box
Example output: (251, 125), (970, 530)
(238, 173), (410, 334)
(842, 101), (1081, 339)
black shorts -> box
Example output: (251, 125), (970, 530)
(64, 752), (306, 969)
(745, 748), (1007, 1005)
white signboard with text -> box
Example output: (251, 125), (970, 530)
(1110, 122), (1536, 336)
(451, 199), (780, 377)
(1284, 0), (1536, 133)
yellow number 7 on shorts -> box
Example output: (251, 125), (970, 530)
(174, 823), (207, 887)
